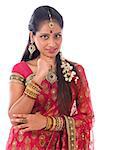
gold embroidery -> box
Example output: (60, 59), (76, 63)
(39, 135), (46, 147)
(24, 136), (31, 150)
(17, 133), (24, 142)
(32, 145), (39, 150)
(51, 88), (57, 100)
(51, 88), (56, 94)
(64, 116), (76, 150)
(75, 120), (83, 127)
(44, 101), (51, 111)
(81, 133), (85, 140)
(25, 144), (31, 150)
(24, 136), (31, 144)
(11, 139), (17, 150)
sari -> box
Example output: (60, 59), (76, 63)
(6, 61), (94, 150)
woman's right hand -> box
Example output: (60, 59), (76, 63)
(33, 58), (52, 84)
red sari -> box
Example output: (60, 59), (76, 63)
(6, 61), (94, 150)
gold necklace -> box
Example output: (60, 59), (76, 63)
(46, 68), (57, 84)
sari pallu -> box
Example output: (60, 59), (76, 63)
(6, 61), (94, 150)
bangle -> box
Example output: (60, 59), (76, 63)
(44, 116), (53, 130)
(24, 80), (41, 99)
(54, 117), (64, 131)
(44, 116), (64, 131)
(50, 117), (56, 131)
(31, 80), (43, 90)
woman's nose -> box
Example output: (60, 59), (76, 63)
(48, 38), (56, 47)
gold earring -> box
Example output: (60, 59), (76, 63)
(28, 41), (36, 59)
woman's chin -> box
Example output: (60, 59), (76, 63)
(45, 52), (59, 58)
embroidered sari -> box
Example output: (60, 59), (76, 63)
(6, 61), (94, 150)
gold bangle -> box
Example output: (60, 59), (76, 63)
(54, 117), (64, 131)
(58, 117), (64, 130)
(24, 79), (41, 99)
(44, 116), (53, 130)
(31, 80), (43, 90)
(25, 85), (40, 94)
(50, 117), (56, 131)
(24, 88), (38, 99)
(55, 117), (59, 131)
(28, 81), (41, 92)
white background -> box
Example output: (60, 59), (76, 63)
(0, 0), (120, 149)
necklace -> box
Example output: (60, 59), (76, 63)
(46, 68), (57, 84)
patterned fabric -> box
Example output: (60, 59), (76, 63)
(6, 61), (94, 150)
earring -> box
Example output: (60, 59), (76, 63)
(28, 41), (36, 59)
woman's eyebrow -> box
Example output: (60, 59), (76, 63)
(39, 32), (49, 35)
(54, 32), (62, 34)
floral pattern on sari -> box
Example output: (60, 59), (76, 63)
(6, 61), (94, 150)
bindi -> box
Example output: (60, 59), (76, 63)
(50, 30), (53, 34)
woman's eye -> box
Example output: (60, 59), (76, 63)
(55, 34), (62, 39)
(40, 35), (49, 40)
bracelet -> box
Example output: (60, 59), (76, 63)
(54, 117), (64, 131)
(31, 80), (43, 90)
(44, 116), (64, 131)
(44, 116), (53, 130)
(50, 117), (56, 131)
(24, 88), (38, 99)
(50, 117), (64, 131)
(24, 80), (41, 99)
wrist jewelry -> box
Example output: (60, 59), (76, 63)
(44, 116), (53, 130)
(24, 80), (41, 99)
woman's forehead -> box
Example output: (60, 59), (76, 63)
(37, 20), (62, 33)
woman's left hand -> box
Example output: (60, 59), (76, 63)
(11, 113), (47, 133)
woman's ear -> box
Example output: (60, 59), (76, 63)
(29, 32), (34, 42)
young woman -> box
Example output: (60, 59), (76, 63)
(6, 5), (94, 150)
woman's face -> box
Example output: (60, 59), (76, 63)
(32, 20), (62, 59)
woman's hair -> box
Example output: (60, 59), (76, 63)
(22, 5), (63, 61)
(21, 5), (77, 115)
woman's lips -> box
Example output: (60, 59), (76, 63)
(46, 48), (58, 53)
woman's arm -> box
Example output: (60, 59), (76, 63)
(8, 82), (35, 118)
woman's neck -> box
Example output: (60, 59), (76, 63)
(40, 54), (56, 67)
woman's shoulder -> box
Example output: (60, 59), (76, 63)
(68, 60), (87, 80)
(69, 60), (85, 72)
(11, 61), (33, 78)
(12, 61), (24, 68)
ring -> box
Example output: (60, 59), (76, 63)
(21, 118), (27, 124)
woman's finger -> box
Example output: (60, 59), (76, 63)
(13, 114), (28, 118)
(20, 127), (31, 133)
(11, 118), (28, 124)
(14, 123), (28, 129)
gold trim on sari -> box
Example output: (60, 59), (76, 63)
(64, 116), (76, 150)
